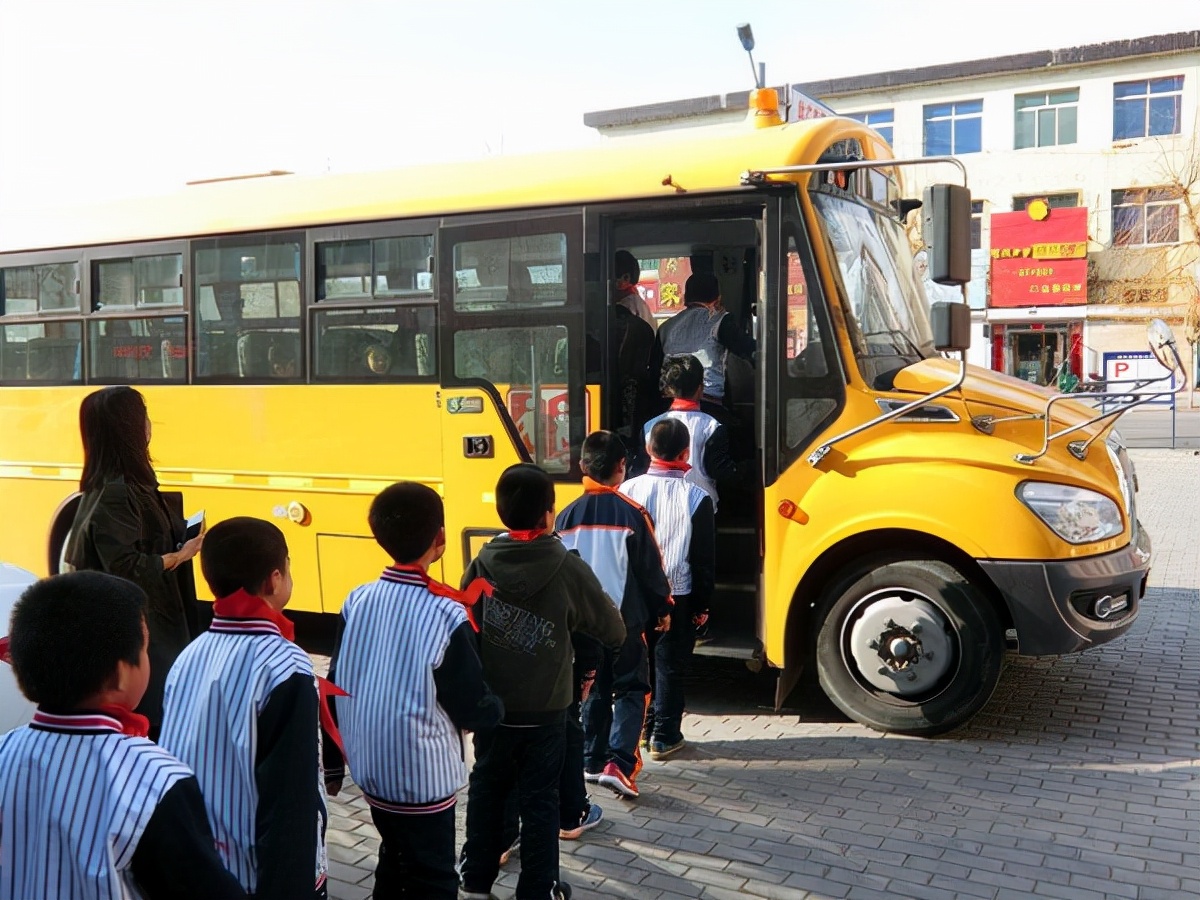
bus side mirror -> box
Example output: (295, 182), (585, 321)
(922, 184), (972, 285)
(931, 301), (971, 352)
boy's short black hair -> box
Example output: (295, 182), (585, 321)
(369, 482), (444, 564)
(660, 354), (705, 399)
(614, 250), (640, 284)
(495, 464), (556, 530)
(200, 517), (289, 598)
(9, 572), (145, 709)
(648, 418), (690, 462)
(580, 430), (627, 482)
(684, 273), (720, 304)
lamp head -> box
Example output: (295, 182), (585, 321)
(737, 23), (755, 52)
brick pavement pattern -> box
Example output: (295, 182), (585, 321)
(321, 449), (1200, 899)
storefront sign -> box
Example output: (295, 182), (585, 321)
(989, 206), (1089, 308)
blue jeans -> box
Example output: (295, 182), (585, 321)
(648, 593), (698, 743)
(581, 629), (650, 778)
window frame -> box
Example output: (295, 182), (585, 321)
(191, 230), (306, 385)
(1111, 187), (1181, 247)
(438, 210), (585, 478)
(1113, 76), (1184, 140)
(922, 99), (984, 155)
(1012, 192), (1080, 212)
(845, 109), (895, 146)
(307, 220), (439, 383)
(1014, 88), (1080, 149)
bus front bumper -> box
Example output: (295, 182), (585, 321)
(977, 522), (1151, 657)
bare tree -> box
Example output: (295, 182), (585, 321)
(1089, 142), (1200, 405)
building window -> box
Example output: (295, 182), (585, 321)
(923, 100), (983, 155)
(1113, 76), (1183, 140)
(1111, 188), (1180, 246)
(1014, 89), (1078, 148)
(970, 201), (983, 250)
(846, 109), (894, 145)
(1012, 192), (1079, 212)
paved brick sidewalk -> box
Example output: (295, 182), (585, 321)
(322, 449), (1200, 899)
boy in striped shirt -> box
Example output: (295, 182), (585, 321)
(0, 571), (245, 900)
(160, 517), (329, 900)
(620, 417), (716, 760)
(328, 482), (503, 900)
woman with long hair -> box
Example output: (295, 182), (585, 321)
(64, 386), (203, 737)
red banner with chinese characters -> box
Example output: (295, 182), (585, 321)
(989, 206), (1088, 308)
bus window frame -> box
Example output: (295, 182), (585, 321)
(0, 249), (85, 319)
(774, 191), (847, 474)
(82, 240), (190, 384)
(437, 209), (585, 480)
(191, 229), (306, 386)
(307, 219), (440, 384)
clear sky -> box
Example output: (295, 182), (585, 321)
(0, 0), (1196, 211)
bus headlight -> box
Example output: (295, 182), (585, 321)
(1017, 482), (1124, 545)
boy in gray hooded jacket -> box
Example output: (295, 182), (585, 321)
(459, 463), (625, 900)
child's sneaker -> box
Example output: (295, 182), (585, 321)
(559, 801), (604, 840)
(597, 761), (639, 799)
(552, 882), (573, 899)
(583, 768), (603, 783)
(649, 736), (686, 760)
(498, 834), (520, 866)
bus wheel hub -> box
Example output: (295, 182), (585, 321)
(848, 591), (955, 696)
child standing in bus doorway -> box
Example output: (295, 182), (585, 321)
(327, 483), (503, 900)
(642, 354), (742, 509)
(620, 418), (715, 759)
(160, 517), (332, 900)
(556, 432), (672, 800)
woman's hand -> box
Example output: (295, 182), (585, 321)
(163, 534), (204, 571)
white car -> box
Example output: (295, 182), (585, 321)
(0, 564), (37, 733)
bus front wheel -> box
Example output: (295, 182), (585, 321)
(814, 557), (1004, 737)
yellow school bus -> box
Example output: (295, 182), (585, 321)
(0, 90), (1152, 735)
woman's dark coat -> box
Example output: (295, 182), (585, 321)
(65, 479), (199, 728)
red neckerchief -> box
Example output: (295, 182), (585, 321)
(649, 459), (692, 474)
(616, 285), (640, 301)
(386, 565), (494, 632)
(213, 589), (296, 642)
(506, 529), (546, 542)
(670, 399), (701, 412)
(97, 704), (151, 738)
(212, 589), (350, 756)
(0, 636), (9, 665)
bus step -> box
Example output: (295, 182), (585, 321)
(693, 629), (762, 660)
(713, 582), (756, 594)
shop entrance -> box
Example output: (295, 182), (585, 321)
(991, 322), (1082, 386)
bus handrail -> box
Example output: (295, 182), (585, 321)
(807, 354), (968, 467)
(741, 155), (969, 187)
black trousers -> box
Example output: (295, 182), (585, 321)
(648, 593), (698, 743)
(462, 720), (566, 899)
(368, 802), (457, 899)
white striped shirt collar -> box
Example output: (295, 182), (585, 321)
(30, 710), (124, 734)
(209, 616), (285, 637)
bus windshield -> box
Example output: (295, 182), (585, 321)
(811, 191), (936, 389)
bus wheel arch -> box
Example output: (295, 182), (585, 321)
(47, 493), (82, 575)
(777, 529), (1011, 733)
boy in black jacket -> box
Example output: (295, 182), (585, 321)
(556, 431), (673, 800)
(460, 464), (626, 900)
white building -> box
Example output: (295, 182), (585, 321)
(585, 32), (1200, 385)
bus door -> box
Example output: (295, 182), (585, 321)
(762, 196), (846, 700)
(601, 200), (768, 658)
(437, 213), (586, 582)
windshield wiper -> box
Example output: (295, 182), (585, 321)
(861, 329), (925, 359)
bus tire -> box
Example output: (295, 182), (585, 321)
(814, 557), (1004, 737)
